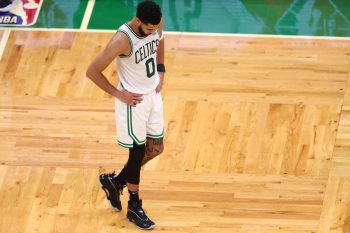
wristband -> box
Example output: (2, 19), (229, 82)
(157, 64), (166, 72)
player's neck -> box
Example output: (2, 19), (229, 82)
(127, 18), (142, 37)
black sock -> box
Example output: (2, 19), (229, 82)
(113, 166), (127, 185)
(128, 190), (139, 203)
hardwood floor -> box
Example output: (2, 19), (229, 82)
(0, 29), (349, 233)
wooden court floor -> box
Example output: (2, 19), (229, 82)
(0, 29), (349, 233)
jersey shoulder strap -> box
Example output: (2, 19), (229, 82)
(116, 24), (134, 58)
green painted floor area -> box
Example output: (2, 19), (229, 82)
(30, 0), (88, 29)
(89, 0), (350, 37)
(17, 0), (350, 37)
(88, 0), (134, 30)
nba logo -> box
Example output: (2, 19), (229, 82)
(0, 0), (43, 26)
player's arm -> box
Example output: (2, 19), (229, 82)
(157, 19), (165, 65)
(156, 19), (165, 93)
(86, 33), (142, 105)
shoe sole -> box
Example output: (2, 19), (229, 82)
(127, 217), (156, 230)
(99, 177), (122, 212)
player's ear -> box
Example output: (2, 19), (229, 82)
(159, 18), (163, 29)
(135, 17), (142, 26)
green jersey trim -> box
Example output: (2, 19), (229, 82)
(124, 23), (146, 39)
(117, 29), (133, 58)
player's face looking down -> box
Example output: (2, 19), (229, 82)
(138, 21), (159, 37)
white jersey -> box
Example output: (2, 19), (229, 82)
(116, 23), (160, 94)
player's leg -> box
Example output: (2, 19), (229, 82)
(106, 137), (163, 210)
(121, 97), (155, 229)
(124, 141), (155, 229)
(100, 93), (135, 211)
(103, 89), (156, 229)
(142, 137), (164, 165)
(142, 90), (165, 165)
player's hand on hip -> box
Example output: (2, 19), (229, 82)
(119, 90), (143, 107)
(156, 72), (165, 93)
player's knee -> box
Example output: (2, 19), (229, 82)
(147, 144), (164, 159)
(154, 145), (164, 158)
(126, 142), (145, 184)
(146, 138), (164, 157)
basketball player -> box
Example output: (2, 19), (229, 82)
(86, 1), (165, 230)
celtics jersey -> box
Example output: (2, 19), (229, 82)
(116, 23), (160, 94)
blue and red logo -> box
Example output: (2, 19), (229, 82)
(0, 0), (42, 26)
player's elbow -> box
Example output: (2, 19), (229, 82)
(86, 65), (95, 80)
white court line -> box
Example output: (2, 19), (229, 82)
(7, 27), (350, 41)
(80, 0), (95, 30)
(164, 31), (350, 41)
(0, 29), (11, 60)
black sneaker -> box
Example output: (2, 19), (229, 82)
(99, 171), (126, 211)
(127, 200), (155, 230)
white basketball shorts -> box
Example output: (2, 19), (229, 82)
(115, 83), (164, 148)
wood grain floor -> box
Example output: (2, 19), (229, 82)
(0, 29), (349, 233)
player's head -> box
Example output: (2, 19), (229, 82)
(136, 1), (162, 37)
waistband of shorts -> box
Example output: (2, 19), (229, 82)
(118, 82), (156, 95)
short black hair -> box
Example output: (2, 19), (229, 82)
(136, 1), (162, 25)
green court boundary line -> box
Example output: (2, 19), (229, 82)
(4, 27), (350, 41)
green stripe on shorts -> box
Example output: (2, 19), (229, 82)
(118, 140), (133, 148)
(147, 130), (164, 139)
(127, 105), (146, 145)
